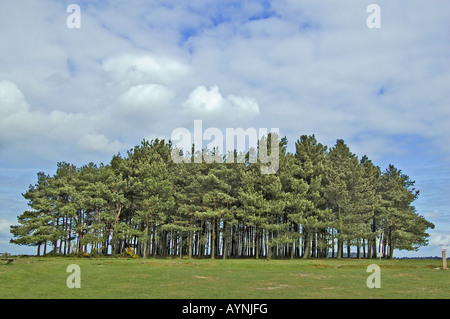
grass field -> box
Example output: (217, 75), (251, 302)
(0, 256), (448, 299)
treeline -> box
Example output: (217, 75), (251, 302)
(10, 135), (434, 259)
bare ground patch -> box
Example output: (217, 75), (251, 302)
(193, 275), (216, 281)
(294, 272), (334, 280)
(255, 282), (289, 291)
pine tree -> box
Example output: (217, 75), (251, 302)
(10, 172), (54, 255)
(324, 139), (360, 258)
(239, 163), (270, 259)
(196, 164), (233, 259)
(378, 164), (434, 258)
(239, 135), (287, 258)
(359, 155), (382, 258)
(173, 162), (202, 258)
(49, 162), (80, 254)
(125, 139), (175, 258)
(290, 135), (329, 258)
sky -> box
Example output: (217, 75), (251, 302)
(0, 0), (449, 257)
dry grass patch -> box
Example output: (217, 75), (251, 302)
(294, 272), (334, 280)
(254, 282), (289, 291)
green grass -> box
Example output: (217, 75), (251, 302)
(0, 256), (448, 299)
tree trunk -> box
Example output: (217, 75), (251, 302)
(357, 239), (361, 259)
(290, 241), (294, 259)
(111, 203), (122, 256)
(255, 226), (259, 259)
(311, 231), (316, 258)
(188, 213), (193, 258)
(179, 232), (183, 259)
(337, 237), (342, 259)
(211, 217), (216, 259)
(143, 215), (150, 258)
(388, 230), (394, 259)
(222, 222), (228, 260)
(303, 230), (311, 259)
(331, 230), (335, 258)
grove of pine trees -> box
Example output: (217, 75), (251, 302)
(10, 135), (434, 259)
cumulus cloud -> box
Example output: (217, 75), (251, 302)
(76, 133), (123, 154)
(0, 80), (36, 145)
(0, 80), (30, 117)
(183, 85), (260, 121)
(102, 53), (191, 131)
(0, 80), (123, 161)
(116, 83), (175, 117)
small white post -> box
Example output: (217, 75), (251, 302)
(443, 249), (448, 270)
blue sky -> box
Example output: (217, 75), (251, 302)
(0, 0), (449, 257)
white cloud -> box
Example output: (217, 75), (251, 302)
(101, 53), (191, 130)
(0, 219), (11, 235)
(424, 210), (439, 220)
(77, 134), (123, 154)
(117, 83), (175, 115)
(182, 1), (450, 160)
(429, 233), (450, 247)
(0, 80), (37, 145)
(0, 80), (30, 117)
(0, 80), (123, 161)
(182, 85), (260, 121)
(102, 54), (190, 89)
